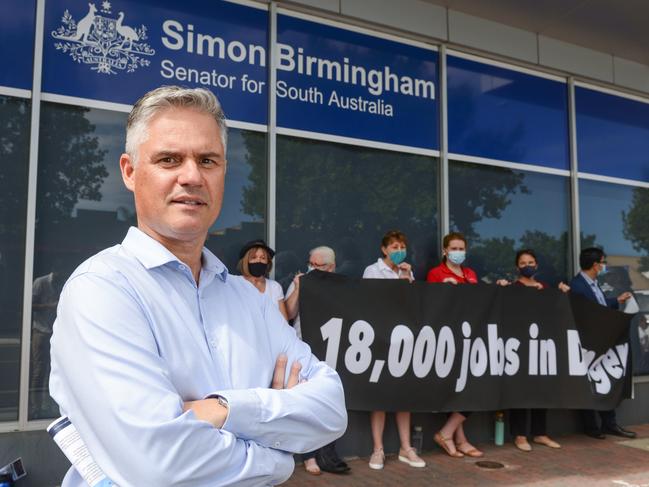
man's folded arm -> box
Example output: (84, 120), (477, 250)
(49, 273), (293, 487)
(213, 298), (348, 454)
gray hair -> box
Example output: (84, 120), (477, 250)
(309, 246), (336, 265)
(125, 85), (228, 164)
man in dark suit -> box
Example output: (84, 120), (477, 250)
(570, 247), (635, 439)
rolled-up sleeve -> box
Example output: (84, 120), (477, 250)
(50, 272), (294, 487)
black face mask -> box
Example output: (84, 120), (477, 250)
(519, 265), (537, 278)
(248, 262), (268, 278)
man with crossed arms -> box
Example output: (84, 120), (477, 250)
(49, 86), (347, 486)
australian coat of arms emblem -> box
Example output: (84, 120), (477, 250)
(51, 1), (155, 74)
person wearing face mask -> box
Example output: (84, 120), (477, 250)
(362, 230), (424, 470)
(514, 248), (570, 292)
(426, 232), (477, 285)
(285, 246), (336, 340)
(508, 249), (567, 452)
(570, 247), (635, 440)
(426, 232), (482, 458)
(237, 239), (289, 320)
(284, 246), (351, 476)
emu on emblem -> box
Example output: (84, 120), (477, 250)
(51, 1), (155, 75)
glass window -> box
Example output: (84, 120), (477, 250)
(576, 87), (649, 183)
(31, 103), (131, 420)
(449, 161), (571, 285)
(30, 104), (265, 419)
(275, 136), (438, 289)
(579, 179), (649, 375)
(204, 129), (267, 271)
(447, 55), (569, 170)
(0, 95), (30, 422)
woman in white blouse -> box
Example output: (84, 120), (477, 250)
(362, 230), (423, 471)
(237, 239), (288, 320)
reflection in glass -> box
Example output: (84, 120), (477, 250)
(31, 103), (131, 420)
(580, 179), (649, 375)
(276, 136), (438, 289)
(205, 129), (267, 272)
(0, 95), (30, 422)
(449, 161), (571, 285)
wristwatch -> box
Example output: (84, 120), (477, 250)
(215, 395), (229, 411)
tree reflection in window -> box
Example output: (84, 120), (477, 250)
(450, 161), (574, 285)
(581, 179), (649, 375)
(31, 103), (129, 420)
(273, 136), (439, 288)
(0, 95), (30, 422)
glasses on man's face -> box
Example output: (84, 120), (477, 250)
(308, 261), (328, 269)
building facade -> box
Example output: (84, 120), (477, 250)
(1, 0), (649, 484)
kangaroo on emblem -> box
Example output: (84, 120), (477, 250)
(71, 3), (97, 42)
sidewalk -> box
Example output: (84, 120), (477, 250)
(284, 424), (649, 486)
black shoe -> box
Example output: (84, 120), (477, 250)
(318, 461), (350, 474)
(602, 424), (637, 439)
(585, 429), (605, 439)
(315, 449), (351, 474)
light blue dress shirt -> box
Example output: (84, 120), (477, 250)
(49, 227), (347, 487)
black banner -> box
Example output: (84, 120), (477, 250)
(299, 271), (633, 412)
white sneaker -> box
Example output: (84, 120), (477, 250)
(369, 449), (385, 470)
(398, 447), (426, 468)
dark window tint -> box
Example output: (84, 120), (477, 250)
(31, 103), (131, 419)
(204, 129), (267, 272)
(580, 179), (649, 375)
(275, 136), (439, 289)
(0, 96), (30, 422)
(449, 161), (571, 285)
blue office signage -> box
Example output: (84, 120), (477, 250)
(0, 0), (37, 90)
(276, 14), (439, 151)
(42, 0), (268, 124)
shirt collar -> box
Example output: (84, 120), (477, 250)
(376, 257), (391, 271)
(201, 246), (228, 281)
(580, 271), (598, 287)
(122, 227), (228, 281)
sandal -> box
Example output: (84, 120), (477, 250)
(434, 431), (464, 458)
(514, 436), (532, 452)
(533, 436), (561, 449)
(456, 442), (484, 457)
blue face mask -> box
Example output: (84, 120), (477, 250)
(389, 249), (407, 265)
(597, 263), (608, 276)
(447, 250), (466, 265)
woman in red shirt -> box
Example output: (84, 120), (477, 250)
(427, 232), (483, 458)
(509, 248), (568, 452)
